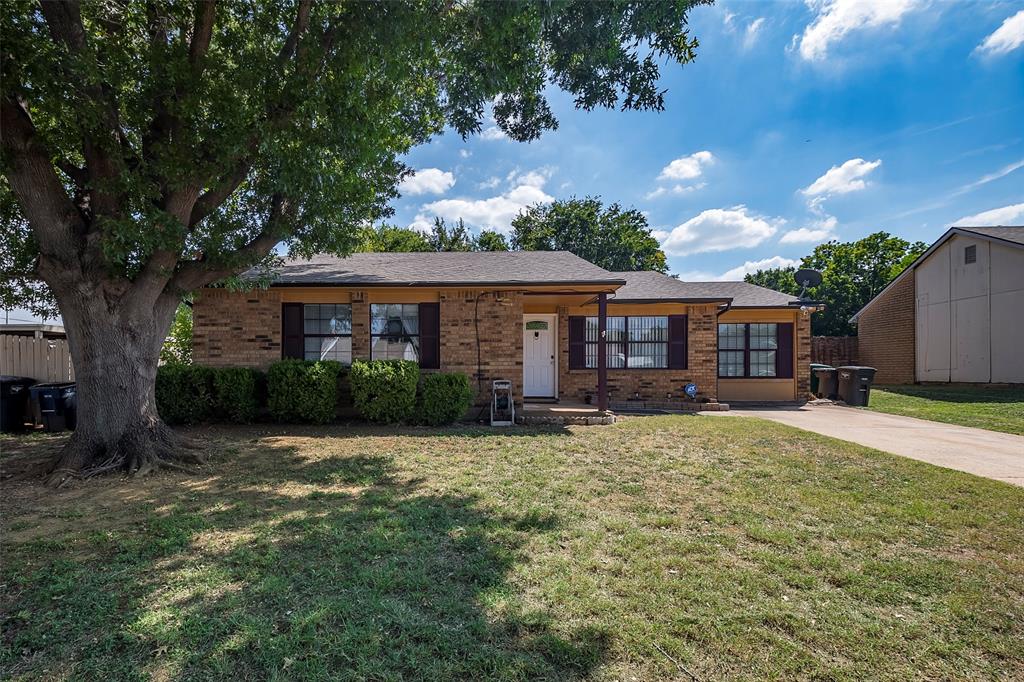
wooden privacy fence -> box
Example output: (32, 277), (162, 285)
(0, 335), (75, 382)
(811, 336), (859, 368)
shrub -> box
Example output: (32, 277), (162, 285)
(156, 364), (214, 425)
(212, 367), (260, 423)
(418, 372), (473, 426)
(350, 360), (419, 424)
(267, 359), (343, 424)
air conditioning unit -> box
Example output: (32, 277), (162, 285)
(490, 380), (514, 426)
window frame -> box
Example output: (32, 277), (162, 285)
(370, 303), (422, 362)
(583, 315), (670, 370)
(301, 303), (353, 364)
(717, 322), (780, 379)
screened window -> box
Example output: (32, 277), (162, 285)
(718, 323), (778, 378)
(370, 304), (420, 361)
(303, 304), (352, 364)
(585, 316), (668, 369)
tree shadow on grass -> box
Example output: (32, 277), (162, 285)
(1, 440), (609, 681)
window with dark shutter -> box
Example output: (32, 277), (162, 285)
(568, 316), (586, 369)
(418, 302), (440, 369)
(668, 315), (688, 369)
(965, 244), (976, 264)
(281, 303), (304, 359)
(776, 322), (794, 378)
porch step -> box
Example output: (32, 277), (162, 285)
(517, 413), (616, 426)
(611, 400), (730, 413)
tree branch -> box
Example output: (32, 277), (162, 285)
(278, 0), (312, 65)
(171, 194), (293, 292)
(1, 95), (86, 266)
(188, 1), (217, 70)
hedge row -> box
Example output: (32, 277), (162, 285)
(155, 360), (472, 426)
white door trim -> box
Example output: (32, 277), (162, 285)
(522, 313), (558, 398)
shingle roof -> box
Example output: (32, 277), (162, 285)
(608, 271), (800, 307)
(256, 251), (625, 287)
(954, 225), (1024, 246)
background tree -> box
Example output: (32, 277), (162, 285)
(510, 197), (667, 272)
(2, 0), (707, 484)
(745, 231), (928, 336)
(159, 303), (193, 365)
(427, 217), (474, 252)
(474, 229), (510, 252)
(355, 224), (432, 253)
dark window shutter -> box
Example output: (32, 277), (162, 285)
(418, 302), (440, 369)
(668, 315), (688, 369)
(776, 322), (794, 378)
(282, 303), (303, 359)
(568, 316), (586, 369)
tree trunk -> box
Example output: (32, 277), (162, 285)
(44, 282), (200, 487)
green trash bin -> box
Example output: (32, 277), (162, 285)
(809, 363), (832, 396)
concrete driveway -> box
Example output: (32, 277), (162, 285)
(713, 404), (1024, 486)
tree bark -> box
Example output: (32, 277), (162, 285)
(43, 280), (200, 487)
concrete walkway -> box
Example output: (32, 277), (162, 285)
(712, 404), (1024, 487)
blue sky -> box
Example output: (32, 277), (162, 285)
(393, 0), (1024, 281)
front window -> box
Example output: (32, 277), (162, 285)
(718, 323), (777, 378)
(303, 304), (352, 363)
(585, 316), (668, 369)
(370, 304), (420, 361)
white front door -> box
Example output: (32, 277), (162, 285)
(523, 314), (556, 397)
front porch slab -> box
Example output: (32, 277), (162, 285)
(518, 402), (616, 425)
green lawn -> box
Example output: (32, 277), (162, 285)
(2, 418), (1023, 681)
(867, 384), (1024, 435)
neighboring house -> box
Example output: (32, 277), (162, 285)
(192, 251), (812, 407)
(852, 226), (1024, 384)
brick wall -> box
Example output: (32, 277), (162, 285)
(811, 336), (859, 367)
(797, 314), (812, 398)
(856, 273), (915, 384)
(557, 304), (719, 403)
(192, 289), (282, 368)
(438, 290), (523, 405)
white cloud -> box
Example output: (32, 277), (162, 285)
(744, 18), (766, 50)
(658, 151), (715, 181)
(802, 158), (881, 196)
(682, 256), (801, 282)
(459, 149), (472, 159)
(412, 171), (554, 233)
(644, 182), (706, 200)
(795, 0), (921, 62)
(398, 168), (455, 196)
(952, 158), (1024, 196)
(480, 126), (507, 141)
(723, 10), (737, 30)
(975, 10), (1024, 57)
(477, 176), (501, 190)
(659, 206), (782, 256)
(953, 203), (1024, 227)
(507, 167), (553, 188)
(780, 223), (838, 244)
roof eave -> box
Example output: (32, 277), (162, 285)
(265, 278), (628, 288)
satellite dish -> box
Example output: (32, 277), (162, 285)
(794, 268), (822, 299)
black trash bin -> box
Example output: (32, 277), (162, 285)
(813, 367), (838, 400)
(0, 376), (36, 432)
(837, 366), (877, 407)
(29, 382), (76, 431)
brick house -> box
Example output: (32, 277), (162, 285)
(852, 226), (1024, 384)
(193, 251), (814, 408)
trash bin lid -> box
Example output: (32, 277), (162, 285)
(813, 367), (837, 374)
(810, 363), (833, 369)
(0, 375), (37, 385)
(837, 366), (876, 372)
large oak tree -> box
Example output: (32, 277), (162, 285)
(1, 0), (707, 485)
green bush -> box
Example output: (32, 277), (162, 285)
(267, 359), (343, 424)
(350, 360), (420, 424)
(156, 364), (214, 425)
(212, 367), (260, 423)
(417, 372), (473, 425)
